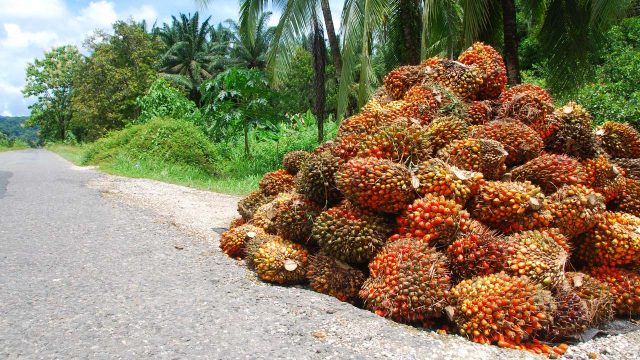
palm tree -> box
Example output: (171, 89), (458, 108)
(226, 12), (274, 69)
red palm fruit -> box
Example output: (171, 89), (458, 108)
(307, 253), (366, 304)
(511, 154), (585, 194)
(220, 224), (266, 259)
(576, 212), (640, 267)
(383, 64), (427, 100)
(545, 122), (599, 160)
(394, 194), (470, 248)
(458, 42), (507, 100)
(424, 116), (470, 154)
(582, 155), (625, 202)
(237, 191), (275, 221)
(556, 101), (592, 127)
(545, 289), (590, 341)
(229, 217), (245, 229)
(587, 266), (640, 316)
(470, 119), (543, 166)
(415, 158), (485, 206)
(337, 110), (392, 138)
(335, 157), (416, 213)
(596, 121), (640, 159)
(252, 193), (294, 234)
(466, 100), (494, 125)
(369, 86), (394, 106)
(566, 272), (615, 326)
(437, 138), (508, 180)
(312, 201), (393, 265)
(384, 99), (438, 125)
(499, 84), (554, 130)
(331, 134), (361, 161)
(271, 193), (322, 245)
(548, 185), (606, 239)
(447, 273), (553, 346)
(259, 169), (295, 195)
(613, 158), (640, 180)
(358, 118), (432, 165)
(501, 83), (552, 104)
(360, 238), (452, 324)
(245, 235), (309, 285)
(423, 58), (484, 101)
(446, 221), (506, 279)
(282, 151), (311, 175)
(612, 177), (640, 217)
(295, 151), (344, 207)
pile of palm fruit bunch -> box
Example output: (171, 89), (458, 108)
(220, 42), (640, 358)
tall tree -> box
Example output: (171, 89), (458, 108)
(226, 12), (274, 69)
(312, 18), (327, 142)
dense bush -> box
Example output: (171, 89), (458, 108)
(136, 78), (202, 125)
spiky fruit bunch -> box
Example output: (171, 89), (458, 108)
(500, 84), (552, 104)
(548, 185), (606, 239)
(330, 134), (361, 160)
(307, 253), (366, 304)
(383, 64), (427, 100)
(358, 118), (431, 165)
(566, 272), (614, 326)
(335, 157), (416, 213)
(424, 116), (470, 154)
(612, 178), (640, 217)
(337, 111), (389, 138)
(582, 155), (625, 202)
(511, 154), (585, 194)
(259, 169), (295, 195)
(576, 212), (640, 267)
(458, 42), (507, 100)
(220, 224), (265, 259)
(555, 102), (592, 127)
(545, 290), (589, 340)
(587, 266), (640, 316)
(370, 86), (394, 106)
(252, 193), (293, 234)
(466, 100), (494, 125)
(360, 238), (451, 324)
(504, 229), (568, 288)
(414, 158), (485, 206)
(596, 121), (640, 159)
(245, 235), (309, 285)
(447, 273), (553, 346)
(295, 151), (344, 207)
(395, 194), (470, 247)
(447, 221), (506, 279)
(499, 84), (554, 129)
(613, 158), (640, 181)
(312, 201), (393, 265)
(383, 98), (439, 125)
(271, 193), (322, 245)
(437, 138), (508, 180)
(470, 119), (543, 166)
(282, 151), (311, 175)
(229, 217), (245, 229)
(424, 59), (483, 100)
(237, 191), (275, 221)
(545, 122), (599, 160)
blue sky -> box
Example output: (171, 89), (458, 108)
(0, 0), (342, 116)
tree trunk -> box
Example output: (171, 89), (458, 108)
(312, 18), (327, 144)
(501, 0), (521, 85)
(243, 121), (252, 158)
(319, 0), (341, 79)
(398, 0), (420, 64)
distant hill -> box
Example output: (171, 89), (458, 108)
(0, 116), (39, 145)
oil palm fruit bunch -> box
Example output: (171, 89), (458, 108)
(613, 158), (640, 180)
(414, 158), (485, 206)
(237, 191), (275, 221)
(544, 121), (598, 160)
(369, 86), (394, 106)
(499, 84), (554, 131)
(597, 121), (640, 159)
(307, 253), (366, 304)
(337, 111), (390, 138)
(587, 266), (640, 316)
(259, 169), (295, 196)
(446, 273), (553, 346)
(446, 220), (506, 280)
(511, 154), (585, 194)
(423, 59), (483, 101)
(295, 151), (344, 207)
(465, 100), (494, 125)
(360, 238), (451, 324)
(271, 193), (321, 245)
(458, 42), (507, 100)
(565, 272), (614, 326)
(229, 217), (245, 229)
(545, 289), (589, 341)
(548, 185), (606, 239)
(424, 116), (470, 154)
(397, 86), (444, 125)
(383, 64), (427, 100)
(220, 224), (266, 259)
(395, 194), (470, 248)
(335, 157), (416, 213)
(437, 138), (508, 180)
(330, 134), (361, 161)
(576, 211), (640, 267)
(358, 118), (432, 165)
(612, 178), (640, 217)
(556, 101), (592, 127)
(245, 235), (309, 285)
(582, 155), (625, 202)
(470, 119), (543, 166)
(282, 151), (311, 175)
(312, 201), (393, 265)
(252, 193), (294, 234)
(504, 229), (569, 288)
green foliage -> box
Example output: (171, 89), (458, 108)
(0, 131), (30, 151)
(0, 116), (39, 145)
(137, 78), (202, 125)
(82, 117), (218, 174)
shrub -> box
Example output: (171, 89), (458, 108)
(136, 78), (202, 125)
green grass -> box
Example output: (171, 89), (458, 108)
(46, 143), (86, 164)
(0, 141), (30, 153)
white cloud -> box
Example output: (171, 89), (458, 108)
(0, 0), (67, 19)
(1, 24), (59, 48)
(77, 1), (119, 29)
(129, 4), (159, 24)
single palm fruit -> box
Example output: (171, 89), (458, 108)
(229, 217), (245, 229)
(582, 155), (625, 202)
(282, 151), (311, 175)
(565, 272), (614, 326)
(437, 138), (508, 180)
(458, 42), (507, 100)
(576, 212), (640, 267)
(424, 116), (470, 154)
(383, 64), (427, 100)
(587, 266), (640, 316)
(423, 58), (484, 101)
(272, 193), (322, 245)
(504, 229), (569, 288)
(414, 158), (485, 206)
(465, 100), (494, 125)
(596, 121), (640, 159)
(611, 178), (640, 217)
(394, 194), (470, 248)
(447, 273), (553, 346)
(545, 289), (590, 341)
(312, 201), (393, 265)
(360, 238), (451, 324)
(470, 119), (543, 166)
(447, 220), (506, 279)
(358, 118), (432, 165)
(510, 153), (585, 194)
(307, 253), (366, 304)
(548, 185), (606, 239)
(259, 169), (295, 196)
(295, 151), (344, 207)
(246, 235), (309, 285)
(545, 121), (599, 160)
(252, 193), (294, 234)
(237, 191), (275, 221)
(499, 84), (554, 131)
(335, 157), (416, 213)
(613, 158), (640, 181)
(219, 224), (265, 259)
